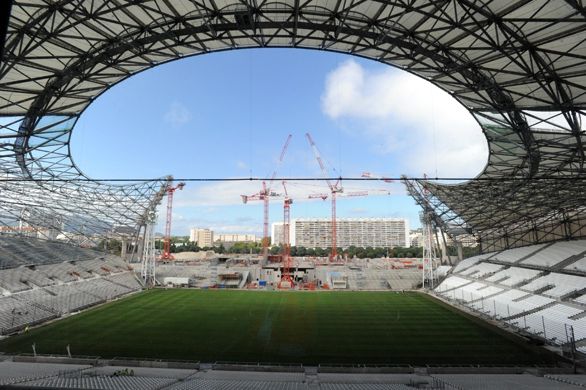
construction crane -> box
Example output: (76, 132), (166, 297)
(308, 191), (370, 200)
(308, 193), (329, 201)
(361, 172), (394, 183)
(279, 180), (294, 288)
(161, 182), (185, 260)
(241, 134), (292, 260)
(305, 132), (343, 261)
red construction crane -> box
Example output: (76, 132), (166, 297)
(161, 182), (185, 260)
(305, 132), (343, 261)
(241, 134), (292, 260)
(279, 180), (294, 288)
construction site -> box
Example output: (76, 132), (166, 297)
(1, 1), (586, 388)
(151, 132), (419, 291)
(155, 256), (424, 291)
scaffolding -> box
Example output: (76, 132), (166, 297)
(141, 223), (156, 287)
(421, 210), (437, 290)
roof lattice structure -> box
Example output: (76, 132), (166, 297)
(0, 0), (585, 251)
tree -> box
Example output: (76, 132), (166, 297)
(99, 239), (122, 255)
(216, 243), (225, 254)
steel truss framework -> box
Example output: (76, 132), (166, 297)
(0, 0), (585, 251)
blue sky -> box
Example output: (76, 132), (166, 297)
(71, 48), (488, 236)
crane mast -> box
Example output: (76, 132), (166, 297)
(161, 182), (185, 260)
(279, 181), (294, 288)
(261, 180), (270, 258)
(331, 191), (338, 261)
(241, 134), (292, 260)
(305, 132), (342, 262)
(421, 173), (437, 288)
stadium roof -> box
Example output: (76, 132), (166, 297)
(1, 0), (585, 250)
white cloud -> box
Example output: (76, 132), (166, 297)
(173, 181), (262, 208)
(211, 224), (260, 233)
(158, 213), (262, 236)
(171, 179), (400, 209)
(174, 181), (314, 208)
(164, 101), (192, 127)
(322, 60), (397, 119)
(164, 179), (405, 235)
(321, 60), (489, 178)
(236, 160), (248, 170)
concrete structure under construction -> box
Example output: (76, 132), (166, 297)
(272, 218), (409, 249)
(215, 234), (258, 243)
(155, 256), (422, 290)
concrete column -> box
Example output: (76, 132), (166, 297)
(121, 239), (127, 259)
(456, 241), (464, 262)
(136, 225), (145, 261)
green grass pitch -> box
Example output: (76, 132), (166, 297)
(0, 290), (561, 365)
